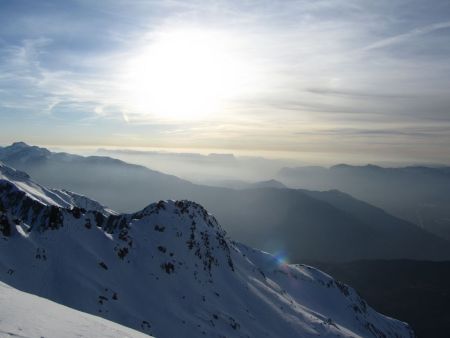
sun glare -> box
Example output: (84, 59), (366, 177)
(121, 28), (248, 121)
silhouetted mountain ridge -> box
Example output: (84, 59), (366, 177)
(1, 142), (450, 262)
(278, 164), (450, 240)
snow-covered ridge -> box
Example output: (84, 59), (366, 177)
(55, 189), (117, 215)
(0, 161), (115, 215)
(0, 162), (415, 338)
(0, 161), (30, 181)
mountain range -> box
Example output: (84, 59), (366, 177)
(278, 164), (450, 241)
(0, 161), (414, 337)
(1, 142), (450, 262)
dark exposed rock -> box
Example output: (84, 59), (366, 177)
(335, 280), (350, 297)
(154, 225), (165, 232)
(70, 207), (83, 219)
(161, 262), (175, 274)
(0, 214), (11, 237)
(117, 247), (129, 260)
(94, 212), (105, 227)
(46, 205), (63, 230)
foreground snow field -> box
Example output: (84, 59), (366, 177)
(0, 162), (414, 337)
(0, 282), (151, 338)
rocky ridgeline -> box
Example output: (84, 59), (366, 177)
(0, 184), (236, 282)
(0, 180), (63, 233)
(108, 200), (236, 283)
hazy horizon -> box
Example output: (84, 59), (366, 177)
(1, 141), (449, 168)
(1, 0), (450, 165)
(2, 141), (449, 187)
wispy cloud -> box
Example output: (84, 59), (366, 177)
(362, 21), (450, 51)
(0, 0), (450, 164)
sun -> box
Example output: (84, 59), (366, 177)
(121, 28), (247, 121)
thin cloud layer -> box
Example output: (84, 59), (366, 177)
(0, 0), (450, 164)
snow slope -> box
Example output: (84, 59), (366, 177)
(0, 163), (414, 338)
(0, 282), (151, 338)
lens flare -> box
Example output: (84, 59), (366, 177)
(273, 251), (288, 268)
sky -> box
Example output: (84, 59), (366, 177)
(1, 0), (450, 165)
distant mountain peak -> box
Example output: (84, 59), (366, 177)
(1, 142), (51, 162)
(330, 163), (383, 170)
(10, 141), (30, 148)
(250, 179), (287, 189)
